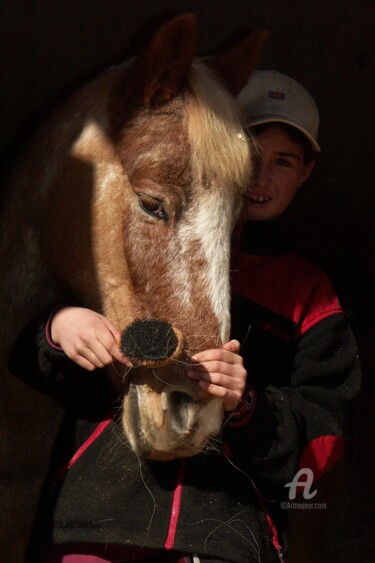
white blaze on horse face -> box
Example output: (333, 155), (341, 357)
(167, 237), (192, 308)
(178, 185), (235, 344)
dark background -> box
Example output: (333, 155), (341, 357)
(1, 1), (374, 561)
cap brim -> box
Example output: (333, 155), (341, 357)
(245, 117), (321, 152)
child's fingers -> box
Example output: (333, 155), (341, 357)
(84, 339), (130, 368)
(191, 349), (242, 367)
(72, 354), (98, 372)
(186, 370), (229, 389)
(89, 325), (131, 366)
(186, 369), (243, 392)
(222, 339), (241, 353)
(185, 342), (247, 412)
(195, 379), (227, 397)
(101, 316), (122, 343)
(97, 319), (132, 366)
(186, 361), (236, 379)
(67, 344), (106, 369)
(95, 335), (122, 364)
(108, 340), (130, 365)
(193, 378), (241, 411)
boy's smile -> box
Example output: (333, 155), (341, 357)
(245, 126), (314, 221)
(247, 194), (272, 204)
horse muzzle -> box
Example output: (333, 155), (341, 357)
(119, 318), (224, 460)
(122, 371), (223, 460)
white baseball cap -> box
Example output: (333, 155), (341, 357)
(237, 70), (321, 152)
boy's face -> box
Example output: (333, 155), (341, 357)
(245, 126), (314, 221)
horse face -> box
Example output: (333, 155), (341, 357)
(86, 89), (242, 459)
(88, 17), (267, 459)
(116, 107), (239, 457)
(77, 16), (267, 460)
(118, 181), (238, 458)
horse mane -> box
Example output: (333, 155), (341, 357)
(187, 60), (255, 192)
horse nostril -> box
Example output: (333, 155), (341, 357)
(169, 391), (198, 433)
(172, 391), (193, 409)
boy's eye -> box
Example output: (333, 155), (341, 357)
(276, 158), (291, 167)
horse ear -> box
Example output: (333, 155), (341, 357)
(208, 30), (269, 97)
(130, 13), (197, 106)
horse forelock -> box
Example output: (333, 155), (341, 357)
(186, 60), (254, 193)
(111, 57), (254, 192)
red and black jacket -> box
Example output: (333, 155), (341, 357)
(228, 221), (361, 497)
(8, 221), (361, 563)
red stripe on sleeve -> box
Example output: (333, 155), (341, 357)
(298, 434), (346, 482)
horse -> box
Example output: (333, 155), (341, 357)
(0, 14), (266, 560)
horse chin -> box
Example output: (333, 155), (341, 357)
(121, 373), (224, 460)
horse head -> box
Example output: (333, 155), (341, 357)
(2, 15), (267, 460)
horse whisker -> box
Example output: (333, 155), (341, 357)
(130, 455), (157, 562)
(239, 324), (252, 349)
(201, 512), (261, 561)
(151, 369), (182, 388)
(185, 333), (220, 351)
(220, 416), (276, 503)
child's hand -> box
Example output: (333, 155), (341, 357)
(185, 340), (246, 412)
(51, 307), (131, 371)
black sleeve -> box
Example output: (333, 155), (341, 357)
(7, 308), (113, 416)
(223, 314), (362, 500)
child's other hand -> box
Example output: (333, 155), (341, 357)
(51, 307), (131, 371)
(185, 340), (246, 412)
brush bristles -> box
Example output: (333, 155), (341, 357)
(120, 319), (185, 367)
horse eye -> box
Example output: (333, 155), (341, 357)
(137, 193), (168, 221)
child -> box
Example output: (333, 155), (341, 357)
(9, 71), (361, 562)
